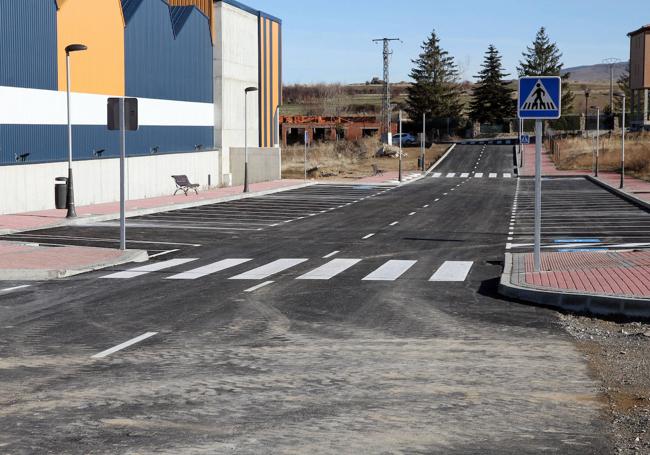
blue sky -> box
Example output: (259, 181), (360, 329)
(248, 0), (643, 84)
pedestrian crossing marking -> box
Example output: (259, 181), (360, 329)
(460, 173), (469, 178)
(489, 173), (498, 178)
(166, 258), (252, 280)
(520, 79), (558, 111)
(474, 173), (484, 178)
(446, 173), (455, 178)
(432, 172), (442, 178)
(102, 258), (198, 279)
(503, 173), (512, 178)
(296, 258), (362, 280)
(229, 258), (308, 280)
(429, 261), (473, 282)
(362, 260), (417, 281)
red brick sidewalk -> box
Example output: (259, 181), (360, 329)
(519, 144), (650, 205)
(0, 179), (307, 234)
(522, 251), (650, 298)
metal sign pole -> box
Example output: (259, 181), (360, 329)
(304, 130), (308, 181)
(534, 120), (542, 271)
(398, 110), (403, 183)
(119, 97), (126, 251)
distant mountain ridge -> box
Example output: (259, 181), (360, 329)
(561, 62), (628, 82)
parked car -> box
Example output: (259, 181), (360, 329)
(392, 133), (418, 146)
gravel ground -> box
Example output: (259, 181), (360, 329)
(559, 314), (650, 454)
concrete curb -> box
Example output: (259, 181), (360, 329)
(0, 248), (148, 281)
(585, 175), (650, 212)
(425, 143), (456, 175)
(0, 182), (315, 235)
(498, 252), (650, 319)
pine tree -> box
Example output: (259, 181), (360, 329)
(406, 30), (463, 122)
(469, 45), (515, 123)
(517, 27), (574, 113)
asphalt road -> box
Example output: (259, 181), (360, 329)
(0, 144), (613, 454)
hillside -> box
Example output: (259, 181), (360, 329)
(562, 62), (628, 82)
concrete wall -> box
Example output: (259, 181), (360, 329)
(214, 2), (259, 156)
(0, 149), (219, 215)
(229, 147), (281, 186)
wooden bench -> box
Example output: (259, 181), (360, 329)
(172, 175), (200, 196)
(371, 164), (384, 176)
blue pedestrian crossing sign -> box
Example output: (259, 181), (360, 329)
(520, 134), (530, 144)
(518, 76), (562, 119)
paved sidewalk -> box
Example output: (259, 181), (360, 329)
(0, 241), (147, 281)
(500, 251), (650, 318)
(0, 179), (308, 235)
(519, 144), (650, 205)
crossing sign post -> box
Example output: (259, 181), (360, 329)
(518, 76), (562, 272)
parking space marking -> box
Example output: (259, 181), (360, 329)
(297, 259), (362, 280)
(362, 260), (417, 281)
(323, 251), (340, 258)
(362, 233), (375, 239)
(148, 249), (180, 259)
(1, 285), (31, 293)
(91, 332), (158, 359)
(229, 259), (308, 280)
(102, 258), (198, 279)
(167, 258), (252, 280)
(244, 281), (274, 293)
(390, 221), (399, 226)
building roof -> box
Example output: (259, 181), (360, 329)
(216, 0), (281, 24)
(628, 24), (650, 37)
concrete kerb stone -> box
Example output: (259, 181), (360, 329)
(586, 175), (650, 213)
(0, 248), (148, 281)
(0, 182), (315, 235)
(424, 143), (456, 176)
(498, 252), (650, 319)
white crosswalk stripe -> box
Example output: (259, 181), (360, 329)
(432, 172), (442, 178)
(429, 261), (473, 282)
(489, 173), (498, 178)
(362, 260), (417, 281)
(167, 258), (252, 280)
(229, 258), (308, 280)
(503, 173), (512, 178)
(446, 173), (456, 178)
(102, 258), (198, 279)
(297, 259), (362, 280)
(474, 173), (484, 178)
(460, 173), (469, 178)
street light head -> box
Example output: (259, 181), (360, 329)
(65, 44), (88, 54)
(245, 87), (258, 93)
(614, 91), (626, 98)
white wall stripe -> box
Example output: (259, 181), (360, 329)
(362, 260), (417, 281)
(102, 258), (198, 279)
(166, 258), (252, 280)
(297, 259), (362, 280)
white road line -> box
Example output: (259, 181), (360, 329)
(446, 173), (456, 178)
(323, 250), (340, 258)
(8, 233), (201, 247)
(362, 233), (375, 239)
(429, 261), (473, 282)
(423, 204), (429, 208)
(1, 285), (31, 293)
(91, 332), (158, 359)
(244, 281), (274, 292)
(432, 172), (442, 178)
(167, 258), (252, 280)
(148, 249), (179, 259)
(362, 260), (417, 281)
(474, 173), (484, 178)
(408, 212), (416, 216)
(229, 258), (308, 280)
(503, 173), (512, 178)
(489, 173), (498, 178)
(297, 259), (362, 280)
(435, 198), (440, 202)
(389, 221), (399, 226)
(460, 173), (470, 178)
(102, 258), (198, 279)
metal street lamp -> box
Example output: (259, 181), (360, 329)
(398, 110), (403, 183)
(64, 43), (87, 218)
(614, 92), (626, 189)
(243, 86), (258, 193)
(583, 88), (590, 122)
(590, 105), (600, 177)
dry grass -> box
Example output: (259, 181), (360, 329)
(552, 132), (650, 181)
(282, 137), (448, 180)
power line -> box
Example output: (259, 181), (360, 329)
(373, 38), (401, 143)
(603, 57), (622, 111)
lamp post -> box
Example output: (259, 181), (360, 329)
(583, 88), (590, 123)
(590, 106), (600, 177)
(243, 86), (258, 193)
(64, 43), (87, 218)
(614, 92), (626, 189)
(398, 110), (403, 183)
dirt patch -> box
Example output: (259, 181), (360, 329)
(281, 138), (448, 181)
(559, 314), (650, 454)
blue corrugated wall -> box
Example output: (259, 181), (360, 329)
(124, 0), (213, 103)
(0, 0), (58, 90)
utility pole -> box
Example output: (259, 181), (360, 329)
(373, 37), (400, 144)
(603, 58), (622, 114)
